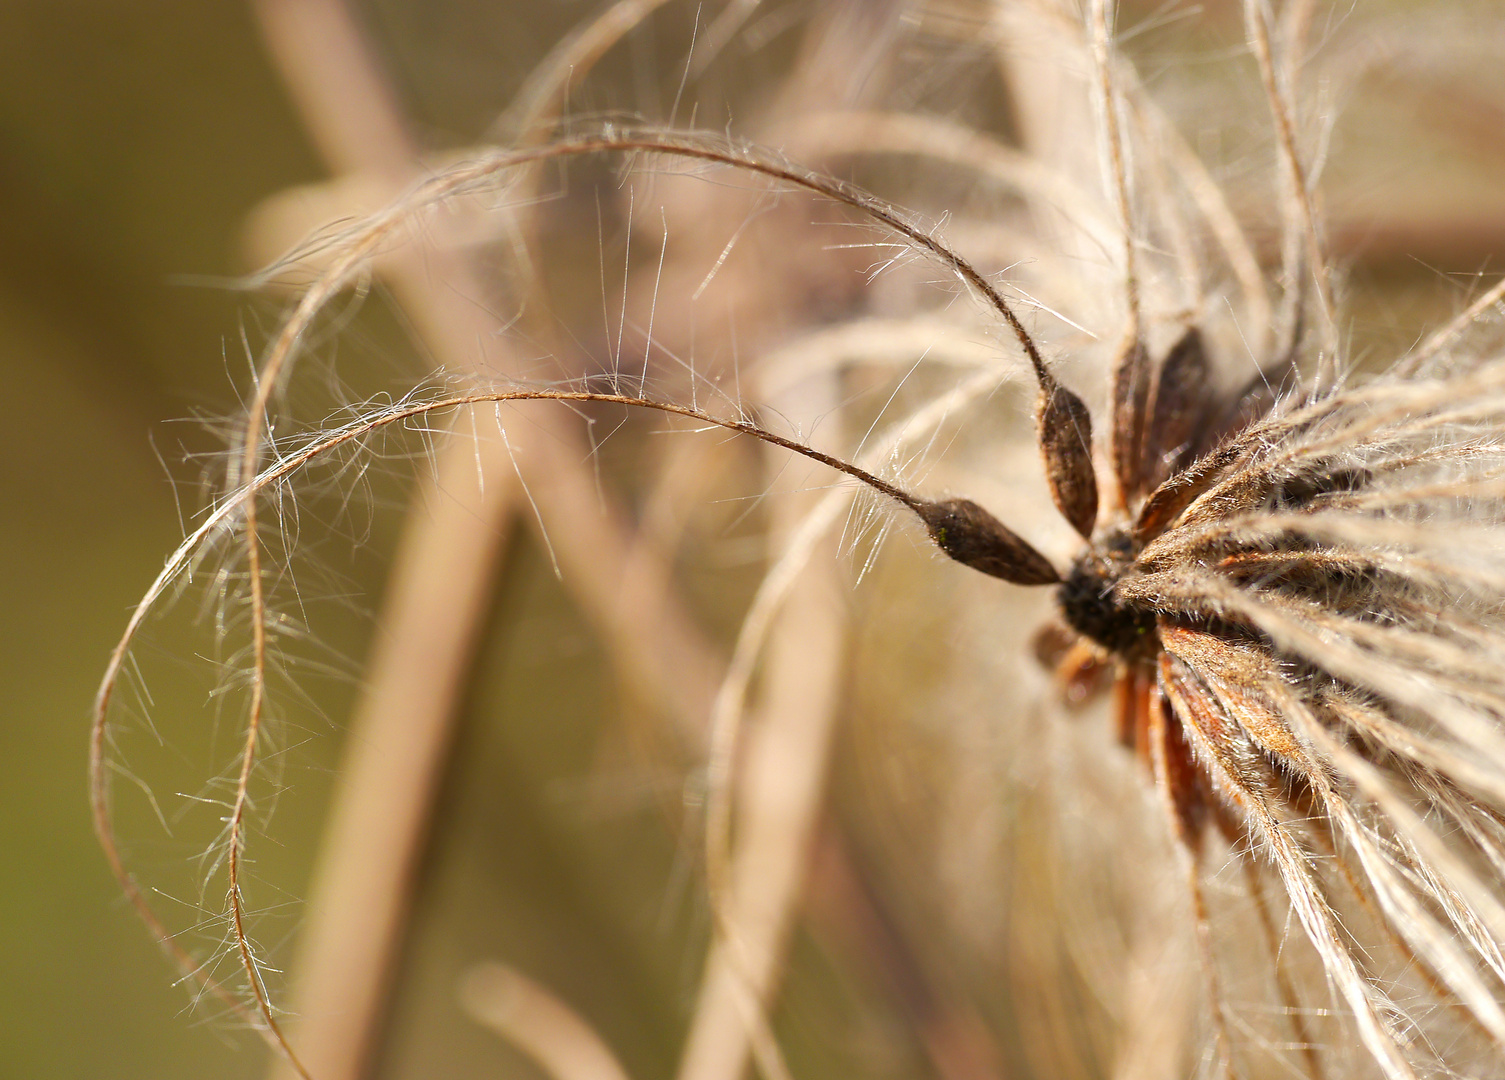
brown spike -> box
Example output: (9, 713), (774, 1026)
(1142, 327), (1211, 489)
(1213, 350), (1297, 450)
(1133, 440), (1243, 543)
(1109, 333), (1152, 504)
(915, 498), (1060, 585)
(1037, 379), (1099, 538)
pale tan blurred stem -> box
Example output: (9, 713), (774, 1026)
(675, 516), (845, 1080)
(270, 445), (516, 1080)
(1110, 932), (1194, 1080)
(459, 963), (635, 1080)
(674, 5), (909, 1073)
(677, 373), (847, 1080)
(253, 2), (721, 1079)
(805, 834), (1007, 1080)
(993, 4), (1108, 300)
(254, 6), (498, 1080)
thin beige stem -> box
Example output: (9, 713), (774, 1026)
(1245, 0), (1336, 360)
(693, 358), (1017, 1080)
(226, 527), (302, 1070)
(1090, 0), (1140, 342)
(1397, 274), (1505, 378)
(1240, 846), (1326, 1080)
(676, 376), (848, 1080)
(460, 962), (635, 1080)
(214, 3), (414, 1038)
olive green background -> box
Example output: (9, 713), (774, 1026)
(2, 6), (311, 1077)
(0, 4), (525, 1076)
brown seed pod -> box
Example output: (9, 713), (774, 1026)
(1036, 377), (1099, 539)
(915, 497), (1061, 585)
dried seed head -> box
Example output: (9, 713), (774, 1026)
(915, 497), (1060, 585)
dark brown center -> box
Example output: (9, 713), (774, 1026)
(1058, 528), (1157, 657)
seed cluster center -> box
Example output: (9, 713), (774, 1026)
(1058, 528), (1158, 657)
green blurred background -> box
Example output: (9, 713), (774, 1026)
(0, 5), (316, 1077)
(0, 3), (532, 1075)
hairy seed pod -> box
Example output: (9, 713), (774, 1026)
(915, 498), (1060, 585)
(1036, 378), (1099, 538)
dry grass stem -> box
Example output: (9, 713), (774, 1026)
(458, 962), (635, 1080)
